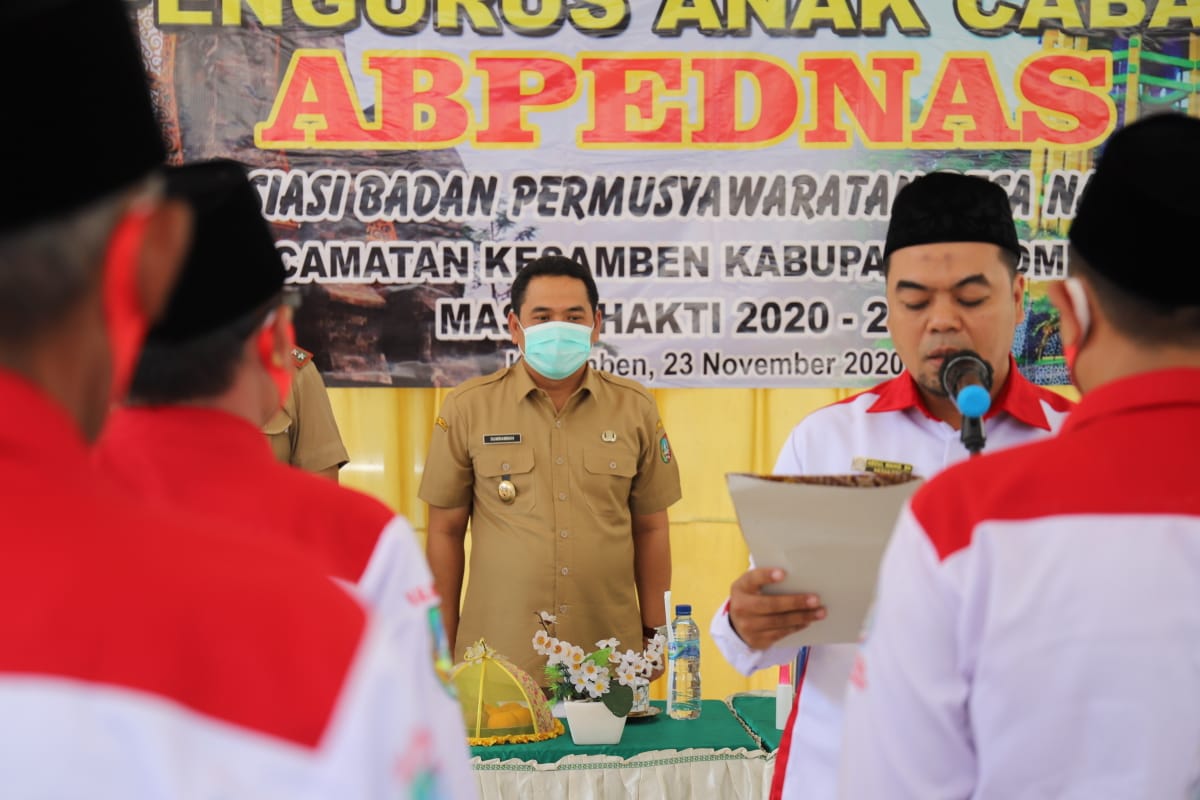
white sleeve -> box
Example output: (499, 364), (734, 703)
(324, 521), (475, 798)
(357, 516), (438, 619)
(319, 618), (478, 800)
(772, 425), (806, 475)
(838, 505), (975, 800)
(709, 598), (801, 676)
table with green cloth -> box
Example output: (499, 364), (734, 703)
(727, 691), (784, 752)
(470, 700), (773, 799)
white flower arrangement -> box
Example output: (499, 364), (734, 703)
(532, 611), (666, 717)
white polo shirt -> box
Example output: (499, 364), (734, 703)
(711, 363), (1073, 800)
(840, 368), (1200, 799)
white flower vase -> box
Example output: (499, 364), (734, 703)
(564, 700), (627, 745)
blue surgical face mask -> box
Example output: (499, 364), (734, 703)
(518, 319), (594, 380)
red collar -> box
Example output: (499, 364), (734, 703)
(100, 405), (276, 464)
(0, 369), (89, 474)
(1063, 368), (1200, 435)
(863, 356), (1070, 431)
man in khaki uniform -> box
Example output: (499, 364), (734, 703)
(420, 255), (681, 681)
(263, 347), (349, 480)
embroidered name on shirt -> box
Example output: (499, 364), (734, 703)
(483, 433), (522, 445)
(852, 457), (913, 474)
(406, 584), (438, 607)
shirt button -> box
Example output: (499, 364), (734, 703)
(558, 492), (567, 501)
(555, 420), (563, 429)
(501, 462), (510, 471)
(609, 461), (617, 469)
(559, 605), (568, 613)
(556, 456), (564, 465)
(561, 567), (569, 576)
(560, 529), (569, 538)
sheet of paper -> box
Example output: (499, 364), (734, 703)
(726, 472), (924, 648)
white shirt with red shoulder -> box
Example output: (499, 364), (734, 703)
(841, 368), (1200, 799)
(94, 406), (474, 798)
(710, 362), (1073, 800)
(0, 370), (476, 798)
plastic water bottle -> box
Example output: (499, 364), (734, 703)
(667, 603), (701, 720)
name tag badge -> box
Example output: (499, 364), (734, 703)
(483, 433), (523, 445)
(852, 457), (914, 475)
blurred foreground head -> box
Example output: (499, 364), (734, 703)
(0, 0), (190, 438)
(130, 160), (294, 424)
(1056, 113), (1200, 391)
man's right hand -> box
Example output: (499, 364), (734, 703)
(728, 568), (826, 651)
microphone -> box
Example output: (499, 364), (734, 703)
(938, 350), (994, 456)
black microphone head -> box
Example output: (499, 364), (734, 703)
(939, 350), (994, 397)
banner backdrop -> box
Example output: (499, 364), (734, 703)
(131, 1), (1199, 387)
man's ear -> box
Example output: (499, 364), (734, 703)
(256, 306), (293, 369)
(590, 307), (602, 345)
(1047, 279), (1086, 350)
(135, 198), (192, 324)
(274, 304), (295, 362)
(1011, 272), (1027, 325)
(508, 311), (522, 346)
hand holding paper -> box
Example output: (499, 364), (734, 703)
(726, 472), (922, 650)
(728, 566), (826, 651)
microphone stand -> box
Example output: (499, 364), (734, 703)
(961, 415), (986, 457)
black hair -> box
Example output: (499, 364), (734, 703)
(128, 295), (279, 404)
(1070, 248), (1200, 347)
(509, 255), (598, 317)
(0, 188), (127, 345)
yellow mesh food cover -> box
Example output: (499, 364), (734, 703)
(450, 640), (563, 746)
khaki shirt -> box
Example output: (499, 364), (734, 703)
(419, 364), (682, 680)
(264, 350), (349, 473)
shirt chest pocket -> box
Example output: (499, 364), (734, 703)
(475, 446), (536, 513)
(581, 447), (637, 520)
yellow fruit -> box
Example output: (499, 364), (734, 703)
(487, 710), (519, 728)
(503, 704), (533, 726)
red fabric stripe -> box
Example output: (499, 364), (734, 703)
(864, 357), (1070, 430)
(96, 407), (392, 583)
(912, 369), (1200, 562)
(769, 651), (809, 800)
(0, 374), (368, 747)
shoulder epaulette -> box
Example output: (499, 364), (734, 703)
(594, 370), (655, 402)
(449, 365), (511, 396)
(290, 347), (313, 370)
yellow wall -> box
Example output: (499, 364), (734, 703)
(330, 384), (1078, 700)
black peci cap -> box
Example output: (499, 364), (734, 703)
(884, 172), (1021, 261)
(146, 160), (285, 344)
(1069, 113), (1200, 308)
(0, 0), (165, 234)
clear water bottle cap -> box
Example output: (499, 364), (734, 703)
(675, 603), (691, 616)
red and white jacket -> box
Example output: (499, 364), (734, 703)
(96, 406), (439, 624)
(95, 405), (475, 798)
(711, 361), (1073, 800)
(0, 370), (473, 797)
(841, 368), (1200, 799)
